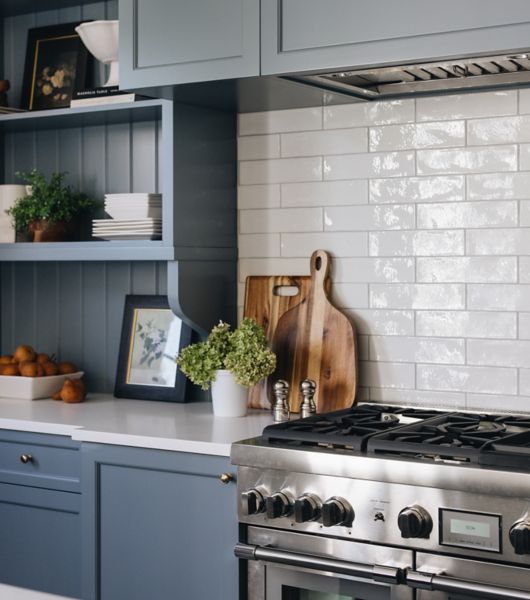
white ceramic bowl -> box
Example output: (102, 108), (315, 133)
(75, 20), (119, 87)
(0, 371), (84, 400)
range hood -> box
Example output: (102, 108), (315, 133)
(288, 53), (530, 100)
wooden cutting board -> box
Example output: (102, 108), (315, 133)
(271, 250), (358, 413)
(244, 275), (316, 409)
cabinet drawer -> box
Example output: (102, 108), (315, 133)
(0, 431), (80, 492)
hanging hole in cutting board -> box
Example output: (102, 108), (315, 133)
(273, 285), (300, 297)
(315, 256), (322, 270)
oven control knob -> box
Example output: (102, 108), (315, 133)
(294, 494), (321, 523)
(241, 489), (265, 516)
(398, 505), (433, 538)
(509, 520), (530, 554)
(265, 492), (292, 519)
(321, 497), (354, 527)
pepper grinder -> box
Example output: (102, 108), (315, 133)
(300, 379), (317, 419)
(272, 379), (290, 422)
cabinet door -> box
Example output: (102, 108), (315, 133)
(262, 0), (530, 75)
(82, 445), (238, 600)
(120, 0), (259, 88)
(0, 483), (81, 598)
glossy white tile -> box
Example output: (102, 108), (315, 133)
(417, 145), (517, 175)
(467, 116), (530, 146)
(518, 89), (530, 114)
(468, 284), (530, 311)
(519, 313), (530, 340)
(324, 151), (415, 180)
(520, 370), (530, 396)
(238, 134), (280, 160)
(369, 336), (465, 365)
(417, 201), (517, 229)
(348, 309), (414, 336)
(416, 311), (517, 339)
(370, 121), (465, 151)
(239, 157), (322, 185)
(238, 233), (281, 258)
(331, 283), (369, 308)
(324, 100), (414, 129)
(324, 204), (415, 231)
(416, 91), (517, 122)
(280, 231), (367, 257)
(520, 202), (530, 226)
(417, 364), (517, 394)
(467, 339), (530, 368)
(238, 184), (281, 209)
(520, 144), (530, 171)
(466, 229), (530, 255)
(282, 128), (367, 157)
(332, 258), (415, 283)
(466, 393), (528, 412)
(360, 361), (416, 389)
(238, 107), (322, 135)
(417, 257), (517, 283)
(369, 231), (464, 257)
(467, 172), (530, 200)
(519, 257), (530, 283)
(238, 258), (309, 282)
(281, 180), (368, 207)
(370, 175), (464, 204)
(370, 388), (465, 408)
(239, 207), (322, 234)
(369, 284), (465, 309)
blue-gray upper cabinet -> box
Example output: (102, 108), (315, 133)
(82, 444), (238, 600)
(261, 0), (530, 75)
(119, 0), (260, 89)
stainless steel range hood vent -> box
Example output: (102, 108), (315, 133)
(290, 53), (530, 100)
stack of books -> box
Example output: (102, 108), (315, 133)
(92, 193), (162, 240)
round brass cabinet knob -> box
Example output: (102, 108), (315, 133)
(219, 473), (234, 485)
(20, 454), (33, 464)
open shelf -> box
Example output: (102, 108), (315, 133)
(0, 0), (101, 17)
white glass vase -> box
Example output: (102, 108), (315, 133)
(211, 370), (248, 418)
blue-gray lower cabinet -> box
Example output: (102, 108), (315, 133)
(0, 430), (82, 598)
(82, 443), (239, 600)
(261, 0), (530, 76)
(119, 0), (259, 89)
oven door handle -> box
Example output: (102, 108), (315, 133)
(234, 542), (404, 585)
(408, 569), (530, 600)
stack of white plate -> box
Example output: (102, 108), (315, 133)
(93, 193), (163, 240)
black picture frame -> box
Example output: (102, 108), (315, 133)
(114, 295), (192, 402)
(20, 22), (91, 111)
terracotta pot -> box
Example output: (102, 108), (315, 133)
(29, 219), (78, 242)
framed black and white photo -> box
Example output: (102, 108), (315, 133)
(114, 295), (192, 402)
(21, 22), (90, 111)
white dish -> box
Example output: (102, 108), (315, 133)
(104, 193), (161, 201)
(0, 371), (84, 400)
(104, 208), (162, 220)
(96, 234), (162, 240)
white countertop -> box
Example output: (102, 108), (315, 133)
(0, 394), (273, 456)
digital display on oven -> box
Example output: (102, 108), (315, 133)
(440, 509), (501, 552)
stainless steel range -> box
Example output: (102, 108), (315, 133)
(231, 404), (530, 600)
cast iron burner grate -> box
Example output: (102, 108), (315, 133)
(261, 404), (445, 452)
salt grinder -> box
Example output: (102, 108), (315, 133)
(272, 379), (290, 422)
(300, 379), (317, 419)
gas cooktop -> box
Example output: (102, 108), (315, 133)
(262, 403), (530, 470)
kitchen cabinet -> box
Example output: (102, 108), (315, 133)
(119, 0), (260, 89)
(261, 0), (530, 75)
(0, 430), (82, 598)
(81, 443), (239, 600)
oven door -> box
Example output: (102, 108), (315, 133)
(236, 526), (413, 600)
(412, 553), (530, 600)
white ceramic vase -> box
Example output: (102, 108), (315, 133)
(211, 370), (248, 418)
(75, 20), (120, 87)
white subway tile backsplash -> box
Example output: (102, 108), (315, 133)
(324, 100), (414, 129)
(238, 184), (281, 209)
(369, 231), (464, 257)
(519, 313), (530, 340)
(519, 257), (530, 283)
(370, 388), (465, 408)
(370, 121), (465, 152)
(324, 205), (415, 231)
(240, 207), (322, 234)
(281, 180), (368, 207)
(281, 232), (367, 257)
(520, 370), (530, 396)
(520, 144), (530, 171)
(416, 91), (517, 122)
(467, 340), (530, 368)
(360, 361), (416, 389)
(370, 176), (464, 204)
(467, 116), (530, 145)
(332, 283), (369, 308)
(239, 157), (322, 185)
(238, 107), (322, 135)
(417, 364), (517, 395)
(416, 311), (517, 339)
(468, 284), (530, 311)
(282, 128), (367, 157)
(467, 172), (530, 200)
(519, 89), (530, 114)
(333, 258), (415, 283)
(239, 234), (281, 258)
(520, 202), (530, 226)
(417, 201), (517, 229)
(417, 145), (517, 175)
(369, 336), (465, 364)
(238, 134), (280, 160)
(369, 284), (465, 310)
(349, 309), (414, 336)
(324, 151), (415, 180)
(466, 393), (528, 412)
(417, 257), (517, 283)
(466, 229), (530, 255)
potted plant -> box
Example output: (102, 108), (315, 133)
(5, 169), (101, 242)
(176, 318), (276, 417)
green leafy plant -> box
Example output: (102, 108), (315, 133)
(5, 169), (101, 232)
(176, 318), (276, 390)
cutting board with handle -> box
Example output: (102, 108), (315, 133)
(271, 250), (358, 413)
(244, 275), (321, 409)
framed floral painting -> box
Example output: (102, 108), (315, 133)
(20, 22), (90, 111)
(114, 296), (192, 402)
